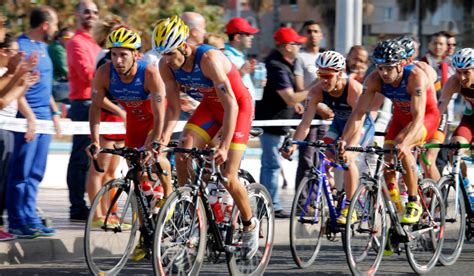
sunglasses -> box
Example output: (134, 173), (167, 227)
(317, 72), (337, 79)
(288, 42), (302, 46)
(448, 43), (457, 46)
(83, 9), (99, 15)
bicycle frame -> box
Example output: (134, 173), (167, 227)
(291, 140), (347, 232)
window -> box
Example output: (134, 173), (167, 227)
(384, 7), (393, 22)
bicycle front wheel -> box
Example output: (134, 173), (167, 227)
(226, 183), (274, 275)
(437, 176), (465, 266)
(405, 178), (445, 274)
(84, 179), (139, 275)
(152, 187), (207, 275)
(344, 177), (386, 276)
(289, 175), (326, 268)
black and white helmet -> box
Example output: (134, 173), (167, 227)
(452, 48), (474, 69)
(316, 50), (346, 71)
(397, 36), (415, 58)
(372, 39), (406, 64)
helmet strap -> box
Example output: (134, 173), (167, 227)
(122, 56), (136, 77)
(177, 46), (188, 69)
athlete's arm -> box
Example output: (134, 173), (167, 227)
(282, 85), (323, 159)
(294, 86), (323, 141)
(158, 59), (181, 145)
(438, 75), (459, 115)
(201, 50), (238, 154)
(89, 63), (109, 151)
(346, 78), (363, 110)
(341, 72), (379, 146)
(400, 66), (428, 144)
(145, 64), (166, 147)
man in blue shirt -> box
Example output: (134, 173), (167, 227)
(224, 17), (259, 101)
(6, 6), (61, 238)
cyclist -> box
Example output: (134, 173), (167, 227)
(87, 27), (172, 260)
(281, 50), (373, 224)
(398, 36), (443, 181)
(153, 16), (258, 260)
(339, 39), (440, 224)
(438, 48), (474, 153)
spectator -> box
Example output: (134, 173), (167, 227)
(48, 27), (73, 104)
(86, 15), (126, 223)
(66, 0), (101, 222)
(181, 12), (206, 46)
(0, 33), (39, 241)
(293, 20), (331, 191)
(420, 31), (453, 86)
(204, 33), (226, 50)
(255, 27), (309, 218)
(6, 6), (60, 238)
(443, 31), (457, 57)
(346, 45), (368, 83)
(224, 17), (259, 101)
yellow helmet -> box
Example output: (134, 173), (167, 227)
(106, 27), (142, 50)
(152, 16), (189, 54)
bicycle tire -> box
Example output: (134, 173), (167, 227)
(226, 183), (274, 275)
(344, 177), (386, 276)
(405, 178), (445, 274)
(289, 175), (326, 268)
(437, 176), (466, 266)
(239, 169), (256, 186)
(152, 187), (207, 275)
(84, 178), (139, 275)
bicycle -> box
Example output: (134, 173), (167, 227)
(421, 142), (474, 266)
(344, 145), (446, 275)
(281, 138), (349, 268)
(84, 145), (167, 275)
(152, 146), (274, 275)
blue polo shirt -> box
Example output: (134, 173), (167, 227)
(17, 34), (53, 120)
(223, 43), (256, 100)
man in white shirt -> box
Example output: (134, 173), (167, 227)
(293, 20), (332, 190)
(224, 17), (259, 101)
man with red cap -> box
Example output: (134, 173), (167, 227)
(255, 27), (309, 218)
(224, 18), (259, 100)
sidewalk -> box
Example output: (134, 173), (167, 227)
(0, 156), (297, 265)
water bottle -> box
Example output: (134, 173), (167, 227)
(463, 178), (474, 211)
(221, 190), (234, 224)
(150, 185), (164, 215)
(252, 62), (266, 101)
(208, 183), (224, 223)
(141, 181), (153, 202)
(388, 183), (403, 213)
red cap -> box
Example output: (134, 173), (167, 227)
(273, 27), (307, 45)
(225, 17), (260, 34)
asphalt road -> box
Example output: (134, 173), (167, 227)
(1, 238), (473, 275)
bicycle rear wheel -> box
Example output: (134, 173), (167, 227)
(226, 183), (274, 275)
(289, 175), (326, 268)
(84, 179), (139, 275)
(344, 177), (386, 276)
(405, 178), (445, 274)
(152, 187), (207, 275)
(438, 176), (466, 266)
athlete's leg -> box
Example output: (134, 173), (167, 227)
(221, 149), (253, 222)
(175, 128), (208, 186)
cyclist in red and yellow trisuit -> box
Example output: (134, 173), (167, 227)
(153, 16), (258, 260)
